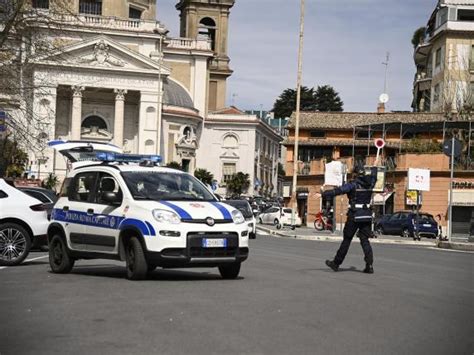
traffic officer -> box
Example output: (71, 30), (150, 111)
(317, 160), (379, 274)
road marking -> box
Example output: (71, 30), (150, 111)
(0, 255), (49, 270)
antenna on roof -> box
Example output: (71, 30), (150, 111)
(378, 52), (390, 113)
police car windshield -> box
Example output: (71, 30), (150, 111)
(122, 171), (216, 202)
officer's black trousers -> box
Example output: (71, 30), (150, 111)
(334, 217), (373, 266)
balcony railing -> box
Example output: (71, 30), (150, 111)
(30, 12), (162, 33)
(167, 38), (211, 51)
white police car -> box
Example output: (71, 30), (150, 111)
(47, 141), (249, 280)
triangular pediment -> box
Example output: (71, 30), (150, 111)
(39, 36), (170, 74)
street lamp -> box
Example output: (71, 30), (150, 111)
(291, 0), (306, 227)
(154, 26), (169, 157)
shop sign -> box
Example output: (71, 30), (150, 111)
(408, 168), (430, 191)
(406, 190), (422, 206)
(452, 181), (474, 189)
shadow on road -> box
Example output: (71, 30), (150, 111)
(300, 266), (366, 273)
(55, 265), (245, 281)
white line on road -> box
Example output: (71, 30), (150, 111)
(0, 255), (49, 270)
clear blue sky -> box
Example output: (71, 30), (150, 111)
(158, 0), (438, 113)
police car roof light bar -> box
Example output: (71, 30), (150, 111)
(96, 152), (162, 164)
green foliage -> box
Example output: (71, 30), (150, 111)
(402, 138), (442, 153)
(194, 168), (214, 185)
(314, 85), (344, 112)
(0, 138), (28, 178)
(411, 27), (426, 48)
(278, 163), (285, 177)
(42, 173), (59, 191)
(272, 86), (318, 118)
(226, 172), (250, 197)
(272, 85), (344, 118)
(165, 161), (182, 170)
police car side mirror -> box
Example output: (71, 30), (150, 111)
(102, 192), (121, 206)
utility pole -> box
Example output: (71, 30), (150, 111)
(154, 26), (168, 157)
(382, 52), (390, 94)
(291, 0), (305, 227)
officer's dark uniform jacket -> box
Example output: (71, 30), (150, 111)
(322, 167), (378, 221)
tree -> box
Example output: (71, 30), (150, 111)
(42, 173), (59, 191)
(0, 136), (28, 177)
(272, 85), (343, 118)
(165, 161), (182, 170)
(411, 27), (426, 48)
(0, 1), (75, 153)
(314, 85), (344, 112)
(226, 172), (250, 197)
(272, 86), (317, 118)
(194, 168), (214, 186)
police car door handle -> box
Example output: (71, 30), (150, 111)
(87, 208), (94, 215)
(63, 206), (69, 212)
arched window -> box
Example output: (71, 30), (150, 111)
(183, 126), (192, 142)
(82, 115), (107, 130)
(223, 134), (238, 148)
(199, 17), (216, 51)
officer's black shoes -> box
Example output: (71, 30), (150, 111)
(363, 264), (374, 274)
(325, 260), (339, 272)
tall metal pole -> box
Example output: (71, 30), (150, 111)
(291, 0), (305, 227)
(156, 34), (163, 156)
(448, 136), (455, 242)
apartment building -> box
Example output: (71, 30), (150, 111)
(413, 0), (474, 113)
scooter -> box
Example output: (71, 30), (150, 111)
(314, 210), (333, 231)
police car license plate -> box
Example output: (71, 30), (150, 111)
(423, 224), (431, 227)
(202, 238), (227, 248)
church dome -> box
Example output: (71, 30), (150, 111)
(163, 79), (195, 110)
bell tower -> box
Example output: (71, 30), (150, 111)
(176, 0), (235, 111)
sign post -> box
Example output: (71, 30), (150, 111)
(443, 137), (461, 242)
(408, 168), (430, 240)
(374, 138), (385, 162)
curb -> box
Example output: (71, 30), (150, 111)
(437, 241), (474, 252)
(256, 226), (437, 247)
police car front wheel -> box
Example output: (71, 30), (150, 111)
(49, 235), (75, 273)
(125, 237), (148, 280)
(218, 262), (241, 279)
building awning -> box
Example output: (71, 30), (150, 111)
(373, 192), (394, 205)
(452, 190), (474, 207)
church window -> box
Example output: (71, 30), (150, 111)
(82, 115), (107, 130)
(199, 17), (216, 51)
(79, 0), (102, 16)
(32, 0), (49, 9)
(222, 163), (236, 183)
(129, 7), (142, 20)
(183, 126), (192, 141)
(223, 134), (238, 148)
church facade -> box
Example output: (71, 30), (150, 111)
(15, 0), (281, 196)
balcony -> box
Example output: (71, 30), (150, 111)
(167, 38), (212, 51)
(29, 11), (164, 33)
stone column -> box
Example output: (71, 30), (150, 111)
(113, 89), (127, 147)
(71, 85), (84, 140)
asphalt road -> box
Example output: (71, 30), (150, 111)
(1, 235), (472, 355)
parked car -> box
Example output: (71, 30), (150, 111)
(0, 179), (50, 266)
(224, 200), (257, 239)
(17, 187), (58, 220)
(258, 206), (301, 229)
(375, 211), (438, 239)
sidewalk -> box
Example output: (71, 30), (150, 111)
(256, 225), (473, 251)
